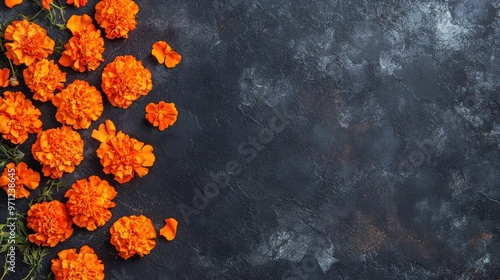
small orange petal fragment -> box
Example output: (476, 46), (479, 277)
(41, 0), (53, 9)
(5, 0), (22, 8)
(66, 14), (94, 35)
(160, 218), (178, 241)
(66, 0), (87, 8)
(151, 41), (182, 68)
(0, 68), (10, 87)
(0, 162), (40, 199)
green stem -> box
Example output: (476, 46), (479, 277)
(28, 9), (44, 21)
(21, 265), (36, 280)
(0, 36), (18, 80)
(0, 259), (8, 280)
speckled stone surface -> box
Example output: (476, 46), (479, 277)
(1, 0), (500, 279)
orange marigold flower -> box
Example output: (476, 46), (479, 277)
(160, 218), (178, 241)
(110, 215), (156, 259)
(51, 245), (104, 280)
(5, 0), (22, 8)
(0, 68), (10, 87)
(52, 80), (103, 129)
(23, 59), (66, 102)
(95, 0), (139, 39)
(91, 120), (155, 184)
(145, 101), (178, 131)
(42, 0), (53, 9)
(4, 19), (54, 66)
(66, 0), (87, 7)
(27, 200), (74, 247)
(152, 41), (182, 68)
(101, 55), (152, 108)
(0, 162), (40, 199)
(32, 126), (84, 178)
(0, 91), (42, 144)
(59, 15), (104, 72)
(65, 176), (117, 231)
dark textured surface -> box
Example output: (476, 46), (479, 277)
(1, 0), (500, 279)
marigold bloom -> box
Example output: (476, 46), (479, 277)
(95, 0), (139, 39)
(160, 218), (178, 241)
(91, 120), (155, 184)
(152, 41), (182, 68)
(0, 91), (42, 144)
(23, 59), (66, 102)
(51, 245), (104, 280)
(110, 215), (156, 259)
(145, 101), (178, 131)
(65, 176), (117, 231)
(52, 80), (103, 129)
(101, 55), (152, 108)
(27, 200), (74, 247)
(0, 69), (10, 87)
(32, 126), (84, 178)
(0, 162), (40, 199)
(59, 14), (104, 72)
(4, 19), (54, 66)
(66, 0), (87, 7)
(5, 0), (22, 8)
(42, 0), (53, 9)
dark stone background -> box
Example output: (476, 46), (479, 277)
(1, 0), (500, 279)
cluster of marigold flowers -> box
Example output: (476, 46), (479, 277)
(1, 0), (182, 278)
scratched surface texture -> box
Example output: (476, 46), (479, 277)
(1, 0), (500, 279)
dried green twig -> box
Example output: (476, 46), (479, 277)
(53, 39), (65, 55)
(32, 179), (68, 203)
(0, 212), (48, 280)
(21, 245), (49, 280)
(31, 0), (67, 28)
(0, 140), (25, 169)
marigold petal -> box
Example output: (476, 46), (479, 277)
(5, 0), (23, 8)
(91, 119), (116, 143)
(160, 218), (178, 241)
(66, 14), (94, 35)
(0, 68), (10, 87)
(0, 162), (40, 199)
(151, 41), (167, 64)
(165, 52), (182, 68)
(66, 0), (87, 7)
(42, 0), (53, 9)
